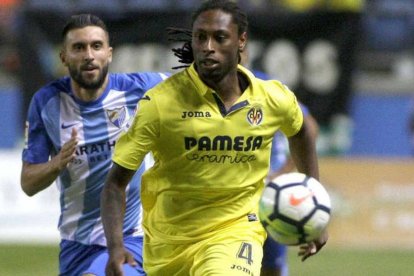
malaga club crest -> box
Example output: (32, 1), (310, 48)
(106, 106), (127, 128)
(246, 106), (263, 126)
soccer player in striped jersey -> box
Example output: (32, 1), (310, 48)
(20, 14), (167, 276)
(102, 1), (327, 275)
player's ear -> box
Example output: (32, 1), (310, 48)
(239, 31), (247, 52)
(59, 50), (67, 66)
(108, 46), (113, 64)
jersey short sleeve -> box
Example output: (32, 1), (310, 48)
(277, 85), (303, 137)
(112, 93), (160, 170)
(22, 91), (55, 164)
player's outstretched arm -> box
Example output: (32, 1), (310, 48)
(288, 117), (328, 260)
(288, 118), (319, 180)
(268, 112), (319, 180)
(101, 162), (137, 276)
(21, 128), (78, 196)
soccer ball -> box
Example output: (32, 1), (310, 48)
(259, 172), (331, 245)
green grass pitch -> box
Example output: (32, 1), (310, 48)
(0, 244), (413, 275)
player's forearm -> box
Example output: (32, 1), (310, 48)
(101, 180), (127, 252)
(101, 163), (137, 252)
(20, 159), (61, 196)
(288, 123), (319, 180)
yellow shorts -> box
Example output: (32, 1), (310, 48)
(144, 220), (266, 276)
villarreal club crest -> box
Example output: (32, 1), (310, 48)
(247, 105), (263, 126)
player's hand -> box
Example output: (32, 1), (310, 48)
(105, 248), (137, 276)
(298, 229), (328, 261)
(56, 128), (78, 170)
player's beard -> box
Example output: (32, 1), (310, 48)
(195, 53), (238, 85)
(69, 63), (109, 90)
(195, 62), (225, 84)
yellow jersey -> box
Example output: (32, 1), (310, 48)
(113, 64), (303, 244)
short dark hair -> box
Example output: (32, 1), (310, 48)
(62, 14), (109, 41)
(168, 0), (248, 69)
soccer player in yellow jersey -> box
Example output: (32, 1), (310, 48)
(101, 1), (328, 275)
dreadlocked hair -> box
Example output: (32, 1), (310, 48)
(167, 27), (194, 70)
(191, 0), (248, 36)
(168, 0), (248, 70)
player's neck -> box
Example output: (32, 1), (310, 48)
(211, 71), (248, 110)
(71, 77), (108, 102)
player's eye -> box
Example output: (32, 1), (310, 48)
(194, 32), (207, 42)
(215, 34), (226, 42)
(73, 44), (84, 51)
(92, 42), (103, 50)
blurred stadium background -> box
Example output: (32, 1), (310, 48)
(0, 0), (413, 275)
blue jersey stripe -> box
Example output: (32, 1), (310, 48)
(74, 100), (110, 242)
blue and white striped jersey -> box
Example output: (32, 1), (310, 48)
(22, 72), (167, 246)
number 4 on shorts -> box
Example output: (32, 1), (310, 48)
(237, 242), (253, 265)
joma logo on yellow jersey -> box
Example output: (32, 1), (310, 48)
(184, 136), (263, 151)
(182, 111), (212, 118)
